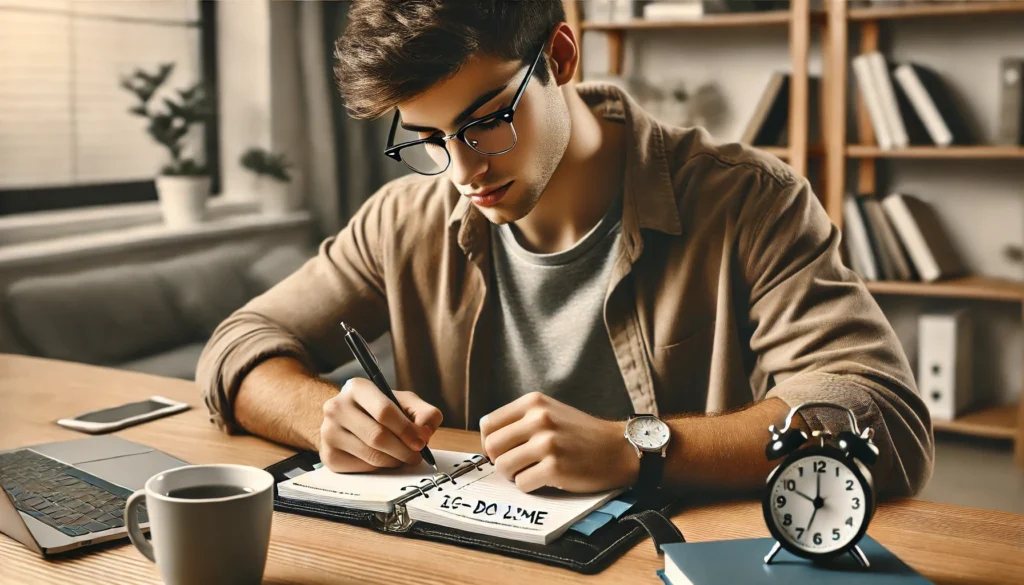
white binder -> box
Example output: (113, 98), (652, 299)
(917, 310), (973, 422)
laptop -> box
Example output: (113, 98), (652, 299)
(0, 435), (189, 555)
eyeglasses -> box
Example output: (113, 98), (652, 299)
(383, 44), (546, 176)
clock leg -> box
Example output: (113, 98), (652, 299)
(849, 544), (870, 569)
(764, 541), (782, 564)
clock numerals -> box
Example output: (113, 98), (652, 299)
(775, 495), (786, 509)
(846, 479), (855, 491)
(852, 497), (860, 509)
(833, 528), (841, 541)
(795, 527), (805, 540)
(813, 461), (826, 473)
(846, 517), (853, 527)
(784, 480), (796, 491)
(813, 532), (822, 545)
(783, 513), (792, 526)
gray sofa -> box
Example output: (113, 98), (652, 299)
(1, 242), (395, 386)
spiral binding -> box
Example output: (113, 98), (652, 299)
(399, 477), (436, 499)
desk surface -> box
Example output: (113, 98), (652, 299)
(1, 354), (1022, 585)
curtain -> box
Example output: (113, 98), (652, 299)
(276, 1), (412, 238)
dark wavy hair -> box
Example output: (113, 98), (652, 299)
(335, 0), (566, 120)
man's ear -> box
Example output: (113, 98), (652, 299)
(547, 22), (579, 85)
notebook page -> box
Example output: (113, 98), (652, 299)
(278, 450), (477, 513)
(405, 461), (623, 544)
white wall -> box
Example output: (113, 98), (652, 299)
(584, 13), (1024, 404)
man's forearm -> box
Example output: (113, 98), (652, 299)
(661, 397), (796, 493)
(235, 357), (338, 452)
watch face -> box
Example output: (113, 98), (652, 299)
(625, 417), (669, 451)
(765, 450), (870, 557)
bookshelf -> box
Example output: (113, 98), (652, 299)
(867, 276), (1024, 303)
(580, 10), (792, 30)
(563, 0), (813, 177)
(847, 145), (1024, 159)
(823, 0), (1024, 467)
(847, 0), (1024, 21)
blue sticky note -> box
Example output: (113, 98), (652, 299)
(569, 511), (614, 536)
(595, 498), (635, 519)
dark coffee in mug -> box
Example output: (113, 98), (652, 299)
(165, 485), (254, 499)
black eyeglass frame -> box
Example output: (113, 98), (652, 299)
(383, 44), (547, 176)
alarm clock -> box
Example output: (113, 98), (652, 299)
(762, 402), (879, 568)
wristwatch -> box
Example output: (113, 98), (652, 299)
(624, 414), (671, 492)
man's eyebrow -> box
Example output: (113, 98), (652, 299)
(399, 82), (511, 133)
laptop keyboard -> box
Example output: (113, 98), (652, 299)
(0, 449), (147, 537)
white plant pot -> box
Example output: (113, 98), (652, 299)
(256, 175), (293, 216)
(155, 175), (210, 228)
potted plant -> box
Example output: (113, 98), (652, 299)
(240, 147), (294, 215)
(121, 63), (212, 227)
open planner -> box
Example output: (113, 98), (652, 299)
(277, 450), (622, 545)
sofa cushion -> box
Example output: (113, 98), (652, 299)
(117, 342), (207, 380)
(155, 243), (262, 337)
(6, 265), (192, 365)
(246, 245), (312, 294)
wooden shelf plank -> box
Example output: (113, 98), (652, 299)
(866, 276), (1024, 302)
(581, 11), (791, 30)
(758, 146), (791, 159)
(847, 145), (1024, 159)
(933, 403), (1019, 440)
(849, 1), (1024, 22)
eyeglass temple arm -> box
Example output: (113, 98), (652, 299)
(511, 44), (547, 112)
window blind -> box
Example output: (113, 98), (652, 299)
(0, 0), (202, 189)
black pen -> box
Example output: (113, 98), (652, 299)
(339, 321), (439, 473)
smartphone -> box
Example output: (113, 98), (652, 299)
(57, 396), (191, 434)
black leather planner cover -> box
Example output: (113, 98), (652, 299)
(265, 451), (681, 574)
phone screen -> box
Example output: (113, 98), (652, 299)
(74, 399), (172, 423)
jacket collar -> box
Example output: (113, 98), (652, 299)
(448, 82), (683, 256)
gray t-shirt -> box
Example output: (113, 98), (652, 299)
(487, 198), (633, 420)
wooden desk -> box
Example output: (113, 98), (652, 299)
(1, 355), (1022, 584)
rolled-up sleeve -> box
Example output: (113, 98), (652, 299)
(740, 176), (934, 498)
(196, 188), (393, 433)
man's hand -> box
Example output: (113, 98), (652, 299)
(479, 392), (638, 493)
(319, 378), (443, 473)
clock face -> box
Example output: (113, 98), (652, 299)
(625, 417), (669, 451)
(767, 453), (869, 556)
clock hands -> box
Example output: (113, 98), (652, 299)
(801, 465), (827, 539)
(793, 489), (815, 503)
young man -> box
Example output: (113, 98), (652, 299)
(198, 1), (932, 498)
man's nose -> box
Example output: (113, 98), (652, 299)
(447, 139), (488, 187)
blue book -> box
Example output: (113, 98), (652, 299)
(660, 535), (933, 585)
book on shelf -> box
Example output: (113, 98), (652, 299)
(893, 63), (974, 147)
(853, 54), (895, 150)
(643, 1), (704, 20)
(881, 193), (965, 283)
(843, 195), (879, 281)
(857, 195), (896, 281)
(998, 57), (1024, 146)
(742, 72), (789, 145)
(861, 196), (915, 281)
(741, 73), (820, 148)
(854, 54), (975, 149)
(867, 52), (910, 149)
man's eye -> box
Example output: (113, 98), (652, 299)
(473, 119), (503, 131)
